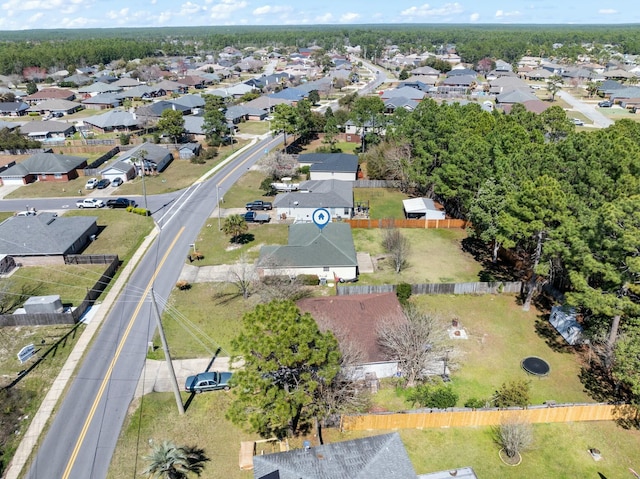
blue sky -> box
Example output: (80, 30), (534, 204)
(0, 0), (638, 30)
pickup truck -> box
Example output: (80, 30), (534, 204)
(244, 211), (271, 224)
(245, 200), (272, 211)
(76, 198), (105, 208)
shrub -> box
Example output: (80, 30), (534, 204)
(119, 133), (130, 145)
(407, 383), (458, 409)
(130, 207), (151, 216)
(497, 418), (533, 458)
(297, 274), (319, 286)
(465, 397), (488, 409)
(396, 282), (412, 305)
(175, 280), (191, 290)
(494, 380), (531, 408)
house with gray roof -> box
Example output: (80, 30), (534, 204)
(257, 222), (357, 282)
(297, 153), (359, 181)
(225, 105), (267, 123)
(135, 100), (190, 120)
(0, 101), (29, 116)
(380, 86), (426, 101)
(183, 115), (205, 136)
(19, 120), (75, 140)
(27, 99), (83, 116)
(83, 110), (139, 132)
(0, 152), (87, 185)
(99, 160), (136, 184)
(117, 142), (173, 173)
(81, 93), (122, 110)
(117, 85), (165, 100)
(112, 77), (144, 89)
(252, 433), (417, 479)
(171, 94), (206, 113)
(273, 179), (353, 221)
(77, 82), (122, 95)
(0, 213), (98, 262)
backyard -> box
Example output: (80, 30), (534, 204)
(108, 290), (640, 479)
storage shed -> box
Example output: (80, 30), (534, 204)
(402, 197), (445, 220)
(549, 305), (584, 345)
(23, 295), (63, 314)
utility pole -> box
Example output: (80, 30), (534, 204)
(216, 185), (222, 230)
(150, 288), (184, 415)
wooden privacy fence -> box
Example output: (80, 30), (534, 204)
(336, 281), (522, 296)
(340, 403), (637, 431)
(345, 218), (469, 229)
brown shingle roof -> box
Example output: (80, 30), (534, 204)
(297, 293), (406, 363)
(25, 88), (75, 101)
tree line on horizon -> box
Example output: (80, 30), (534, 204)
(2, 24), (640, 77)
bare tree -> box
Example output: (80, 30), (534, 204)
(496, 418), (533, 459)
(260, 150), (299, 180)
(311, 317), (371, 441)
(376, 305), (449, 387)
(258, 276), (311, 302)
(383, 227), (411, 273)
(227, 254), (257, 300)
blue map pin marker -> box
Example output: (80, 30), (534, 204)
(312, 208), (331, 230)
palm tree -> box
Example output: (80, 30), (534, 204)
(222, 214), (248, 243)
(143, 440), (209, 479)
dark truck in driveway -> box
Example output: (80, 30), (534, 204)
(245, 200), (272, 210)
(244, 211), (271, 224)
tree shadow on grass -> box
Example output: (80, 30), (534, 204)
(461, 237), (521, 283)
(533, 316), (575, 354)
(231, 233), (254, 245)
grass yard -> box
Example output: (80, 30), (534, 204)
(353, 187), (409, 219)
(189, 222), (288, 266)
(237, 120), (270, 136)
(151, 282), (258, 359)
(64, 209), (155, 262)
(218, 169), (273, 209)
(352, 228), (482, 285)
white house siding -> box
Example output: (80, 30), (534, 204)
(259, 265), (357, 282)
(310, 171), (356, 181)
(275, 207), (352, 222)
(347, 361), (399, 380)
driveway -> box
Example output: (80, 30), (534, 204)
(557, 90), (614, 129)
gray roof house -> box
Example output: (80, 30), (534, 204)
(83, 110), (139, 132)
(99, 160), (136, 183)
(80, 93), (122, 110)
(0, 213), (98, 260)
(27, 99), (82, 115)
(118, 142), (173, 173)
(0, 101), (29, 116)
(257, 222), (357, 282)
(183, 115), (205, 136)
(0, 152), (87, 185)
(19, 120), (75, 140)
(252, 433), (417, 479)
(273, 179), (354, 221)
(297, 153), (359, 181)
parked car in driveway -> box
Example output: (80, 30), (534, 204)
(111, 177), (123, 187)
(85, 178), (98, 190)
(598, 100), (613, 107)
(184, 371), (233, 393)
(106, 197), (136, 209)
(76, 198), (105, 208)
(572, 118), (584, 126)
(96, 179), (111, 189)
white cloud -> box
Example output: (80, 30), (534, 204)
(107, 8), (129, 20)
(340, 12), (359, 22)
(401, 3), (463, 17)
(495, 9), (521, 18)
(599, 9), (617, 14)
(180, 1), (203, 15)
(315, 13), (333, 23)
(59, 16), (93, 28)
(253, 5), (291, 15)
(208, 0), (247, 20)
(469, 12), (479, 22)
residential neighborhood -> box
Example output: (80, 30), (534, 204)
(1, 25), (640, 479)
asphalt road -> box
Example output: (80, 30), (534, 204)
(556, 90), (614, 128)
(19, 133), (282, 479)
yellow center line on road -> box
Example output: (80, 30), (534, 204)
(61, 226), (185, 479)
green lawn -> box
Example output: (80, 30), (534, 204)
(237, 121), (270, 135)
(218, 169), (273, 209)
(352, 228), (482, 285)
(353, 187), (409, 219)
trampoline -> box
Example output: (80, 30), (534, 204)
(521, 356), (550, 376)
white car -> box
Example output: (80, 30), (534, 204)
(572, 118), (584, 126)
(85, 178), (98, 190)
(76, 198), (105, 209)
